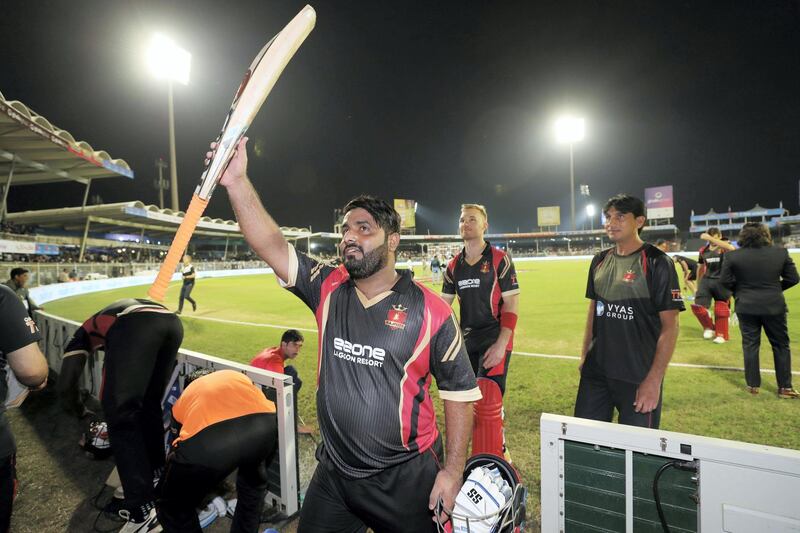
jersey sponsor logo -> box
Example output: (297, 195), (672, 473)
(457, 278), (481, 289)
(332, 337), (385, 368)
(622, 269), (637, 283)
(480, 260), (490, 274)
(597, 301), (634, 321)
(24, 316), (38, 334)
(704, 257), (720, 264)
(385, 304), (408, 330)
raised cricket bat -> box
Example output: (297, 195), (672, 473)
(148, 5), (316, 301)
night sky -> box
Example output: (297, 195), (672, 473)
(2, 1), (799, 234)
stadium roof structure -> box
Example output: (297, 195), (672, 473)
(310, 224), (680, 243)
(0, 90), (134, 217)
(6, 201), (312, 260)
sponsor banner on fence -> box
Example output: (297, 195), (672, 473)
(0, 239), (36, 254)
(645, 185), (674, 219)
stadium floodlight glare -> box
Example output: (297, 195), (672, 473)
(554, 115), (586, 231)
(146, 33), (191, 85)
(586, 204), (596, 217)
(146, 33), (191, 211)
(554, 116), (585, 144)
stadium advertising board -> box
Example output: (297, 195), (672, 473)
(537, 206), (561, 227)
(645, 185), (674, 219)
(394, 199), (416, 229)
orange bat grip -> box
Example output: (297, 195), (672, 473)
(147, 194), (210, 301)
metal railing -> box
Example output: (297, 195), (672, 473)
(34, 310), (299, 517)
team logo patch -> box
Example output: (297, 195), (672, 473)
(385, 304), (408, 330)
(622, 269), (637, 283)
(24, 317), (38, 334)
(595, 301), (605, 317)
(480, 260), (490, 274)
(672, 289), (683, 302)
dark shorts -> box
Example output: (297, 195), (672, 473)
(695, 277), (731, 308)
(574, 364), (662, 429)
(465, 330), (511, 395)
(157, 413), (277, 533)
(298, 441), (443, 533)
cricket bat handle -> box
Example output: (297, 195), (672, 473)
(147, 194), (210, 302)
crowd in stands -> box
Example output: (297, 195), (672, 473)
(0, 221), (35, 236)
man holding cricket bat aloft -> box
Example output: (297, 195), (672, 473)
(213, 137), (480, 532)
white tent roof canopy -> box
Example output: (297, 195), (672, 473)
(0, 90), (134, 186)
(6, 200), (312, 240)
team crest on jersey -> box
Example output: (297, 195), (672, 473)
(385, 304), (408, 330)
(622, 269), (637, 283)
(480, 260), (490, 274)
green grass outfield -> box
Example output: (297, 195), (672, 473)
(43, 258), (800, 521)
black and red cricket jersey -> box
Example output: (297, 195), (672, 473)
(280, 244), (480, 479)
(441, 242), (520, 347)
(584, 244), (685, 384)
(63, 298), (172, 358)
(698, 244), (727, 279)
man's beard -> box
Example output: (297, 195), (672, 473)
(342, 242), (389, 280)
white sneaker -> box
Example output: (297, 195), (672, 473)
(118, 504), (162, 533)
(713, 336), (726, 344)
(703, 329), (715, 340)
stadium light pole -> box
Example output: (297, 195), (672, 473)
(146, 33), (191, 211)
(555, 116), (585, 231)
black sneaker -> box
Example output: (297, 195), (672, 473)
(118, 502), (161, 533)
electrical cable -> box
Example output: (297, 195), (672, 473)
(653, 460), (697, 533)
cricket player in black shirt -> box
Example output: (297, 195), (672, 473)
(213, 138), (480, 532)
(575, 195), (684, 429)
(442, 204), (519, 459)
(0, 285), (48, 532)
(177, 255), (197, 315)
(692, 228), (736, 343)
(59, 299), (183, 532)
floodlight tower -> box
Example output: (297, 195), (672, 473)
(555, 116), (586, 231)
(146, 34), (191, 211)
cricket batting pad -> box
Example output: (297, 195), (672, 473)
(472, 378), (505, 457)
(691, 304), (714, 331)
(714, 300), (730, 340)
(147, 194), (209, 301)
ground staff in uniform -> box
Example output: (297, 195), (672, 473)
(157, 369), (278, 532)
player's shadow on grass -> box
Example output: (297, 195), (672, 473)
(9, 374), (116, 532)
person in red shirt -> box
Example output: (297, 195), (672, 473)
(250, 329), (304, 388)
(250, 330), (309, 433)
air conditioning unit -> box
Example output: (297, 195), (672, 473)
(540, 414), (800, 532)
